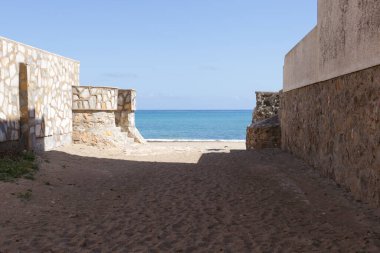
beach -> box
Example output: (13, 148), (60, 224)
(1, 142), (380, 252)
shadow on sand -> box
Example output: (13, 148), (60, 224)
(0, 147), (380, 252)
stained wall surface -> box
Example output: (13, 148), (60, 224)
(0, 36), (80, 150)
(246, 92), (281, 150)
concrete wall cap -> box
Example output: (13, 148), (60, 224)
(0, 36), (80, 63)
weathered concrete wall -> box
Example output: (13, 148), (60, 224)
(284, 0), (380, 91)
(0, 36), (80, 151)
(283, 27), (318, 92)
(318, 0), (380, 83)
(282, 0), (380, 206)
(281, 65), (380, 205)
(251, 92), (281, 123)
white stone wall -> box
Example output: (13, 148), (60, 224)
(72, 87), (142, 147)
(0, 36), (80, 150)
(72, 86), (117, 111)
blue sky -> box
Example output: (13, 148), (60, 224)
(2, 0), (317, 109)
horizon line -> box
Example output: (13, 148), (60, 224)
(136, 109), (252, 111)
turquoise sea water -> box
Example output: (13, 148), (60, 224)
(135, 110), (252, 140)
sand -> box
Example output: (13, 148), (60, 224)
(1, 142), (380, 252)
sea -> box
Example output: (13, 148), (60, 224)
(135, 110), (252, 141)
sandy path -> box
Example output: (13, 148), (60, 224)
(1, 142), (380, 252)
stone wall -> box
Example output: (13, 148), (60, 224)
(0, 36), (80, 151)
(72, 86), (117, 111)
(284, 0), (380, 91)
(281, 65), (380, 205)
(318, 0), (380, 83)
(282, 0), (380, 206)
(115, 89), (145, 143)
(252, 92), (280, 123)
(246, 91), (281, 150)
(72, 86), (145, 147)
(246, 116), (281, 150)
(0, 36), (144, 152)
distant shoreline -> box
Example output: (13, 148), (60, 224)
(147, 139), (245, 143)
(136, 109), (252, 111)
